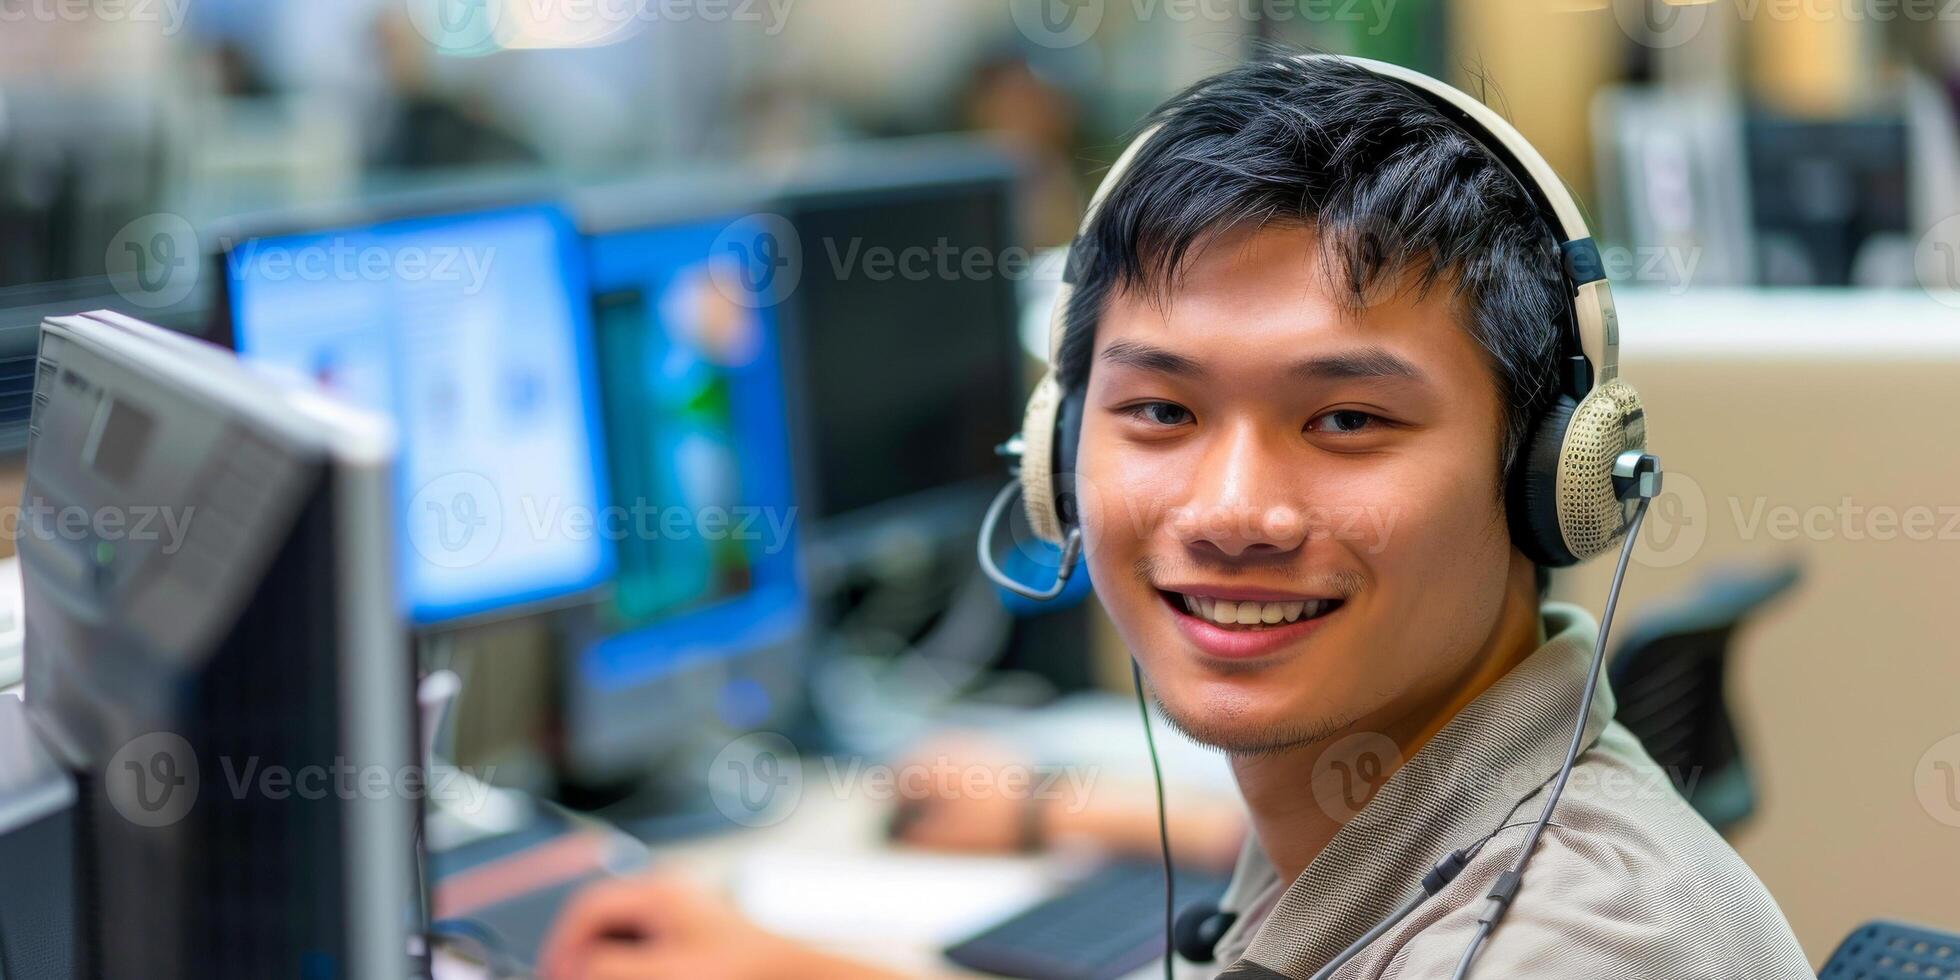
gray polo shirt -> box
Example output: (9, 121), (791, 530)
(1188, 602), (1813, 979)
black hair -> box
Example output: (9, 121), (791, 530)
(1055, 53), (1568, 486)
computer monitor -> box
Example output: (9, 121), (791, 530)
(1746, 114), (1911, 286)
(217, 202), (612, 624)
(563, 211), (807, 780)
(777, 143), (1027, 565)
(19, 311), (416, 979)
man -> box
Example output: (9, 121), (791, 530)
(540, 54), (1814, 980)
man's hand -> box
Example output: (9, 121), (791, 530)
(885, 734), (1245, 869)
(537, 874), (904, 980)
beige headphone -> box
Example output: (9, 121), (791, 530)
(979, 55), (1649, 600)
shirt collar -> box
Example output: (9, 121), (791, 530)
(1220, 602), (1612, 979)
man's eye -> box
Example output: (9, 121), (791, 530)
(1307, 409), (1380, 434)
(1123, 401), (1194, 427)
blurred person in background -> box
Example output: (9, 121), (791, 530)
(370, 10), (541, 171)
(959, 50), (1087, 248)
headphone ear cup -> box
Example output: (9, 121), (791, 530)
(1018, 374), (1067, 545)
(1508, 379), (1650, 567)
(1052, 385), (1086, 529)
(1508, 393), (1582, 568)
(1553, 378), (1647, 562)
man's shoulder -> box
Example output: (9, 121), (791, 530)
(1360, 723), (1814, 979)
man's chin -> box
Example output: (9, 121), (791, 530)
(1151, 693), (1358, 759)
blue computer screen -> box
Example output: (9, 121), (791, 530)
(225, 204), (613, 623)
(580, 215), (804, 690)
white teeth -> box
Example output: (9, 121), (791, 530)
(1178, 594), (1332, 628)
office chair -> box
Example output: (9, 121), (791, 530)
(1819, 920), (1960, 978)
(1607, 558), (1803, 836)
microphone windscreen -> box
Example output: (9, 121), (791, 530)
(1172, 901), (1239, 964)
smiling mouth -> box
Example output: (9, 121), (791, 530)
(1158, 590), (1344, 630)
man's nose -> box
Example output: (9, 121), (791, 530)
(1168, 422), (1308, 559)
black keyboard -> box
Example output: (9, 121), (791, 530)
(943, 860), (1232, 980)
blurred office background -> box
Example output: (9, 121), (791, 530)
(2, 0), (1959, 971)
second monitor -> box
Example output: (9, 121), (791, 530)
(218, 202), (613, 625)
(777, 143), (1028, 562)
(565, 209), (808, 780)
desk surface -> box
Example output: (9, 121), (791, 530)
(644, 695), (1235, 977)
(653, 780), (1023, 977)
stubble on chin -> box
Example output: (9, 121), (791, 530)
(1142, 680), (1359, 759)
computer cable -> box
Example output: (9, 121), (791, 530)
(1132, 658), (1178, 980)
(1446, 492), (1652, 980)
(1299, 817), (1568, 980)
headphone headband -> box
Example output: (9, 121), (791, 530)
(1340, 56), (1618, 383)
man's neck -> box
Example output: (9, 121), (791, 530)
(1231, 554), (1547, 887)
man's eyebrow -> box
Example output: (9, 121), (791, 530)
(1290, 347), (1426, 383)
(1099, 340), (1206, 378)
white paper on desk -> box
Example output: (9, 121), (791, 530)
(733, 847), (1052, 946)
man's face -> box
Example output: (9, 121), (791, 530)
(1077, 223), (1521, 754)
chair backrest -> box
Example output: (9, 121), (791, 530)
(1608, 559), (1802, 834)
(1819, 920), (1960, 978)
